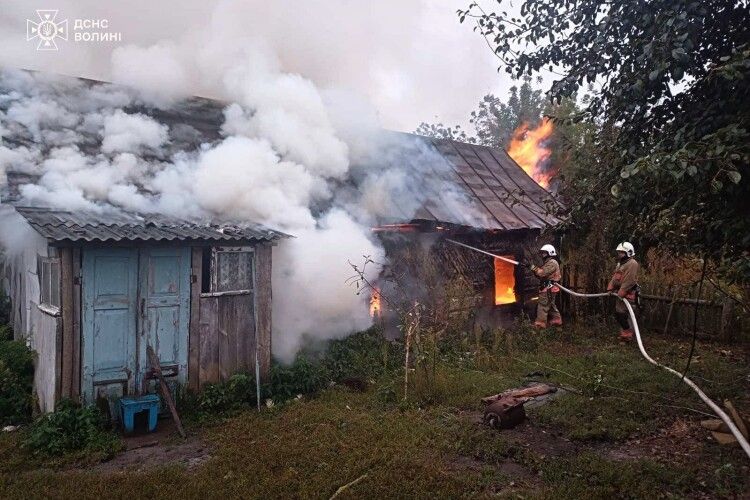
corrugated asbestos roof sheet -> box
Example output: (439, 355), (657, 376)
(405, 135), (563, 231)
(14, 207), (289, 243)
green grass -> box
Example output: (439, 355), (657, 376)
(0, 325), (748, 499)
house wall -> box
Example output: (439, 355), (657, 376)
(0, 225), (62, 413)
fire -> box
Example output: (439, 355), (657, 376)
(494, 257), (516, 305)
(370, 287), (382, 318)
(507, 117), (555, 188)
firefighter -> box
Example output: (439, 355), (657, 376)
(607, 242), (640, 341)
(528, 244), (562, 328)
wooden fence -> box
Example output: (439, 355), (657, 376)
(560, 264), (749, 343)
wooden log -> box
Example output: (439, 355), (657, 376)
(482, 383), (555, 405)
(147, 345), (186, 438)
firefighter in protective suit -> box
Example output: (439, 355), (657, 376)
(607, 242), (639, 341)
(528, 244), (562, 328)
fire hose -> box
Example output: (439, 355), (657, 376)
(445, 239), (750, 459)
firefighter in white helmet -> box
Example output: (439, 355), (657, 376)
(607, 242), (640, 341)
(528, 244), (563, 328)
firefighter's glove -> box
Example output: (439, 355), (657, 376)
(617, 289), (627, 298)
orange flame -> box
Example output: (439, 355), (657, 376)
(370, 288), (382, 318)
(494, 257), (516, 305)
(507, 118), (555, 188)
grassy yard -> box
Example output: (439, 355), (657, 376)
(0, 325), (748, 499)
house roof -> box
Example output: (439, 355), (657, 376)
(392, 134), (562, 231)
(0, 70), (564, 233)
(14, 206), (288, 243)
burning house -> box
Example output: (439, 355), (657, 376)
(0, 69), (562, 415)
(369, 128), (564, 329)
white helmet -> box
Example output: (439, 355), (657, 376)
(616, 242), (635, 258)
(539, 244), (557, 257)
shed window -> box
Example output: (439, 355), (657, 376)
(39, 257), (61, 312)
(201, 247), (254, 294)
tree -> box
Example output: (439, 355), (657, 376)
(470, 76), (544, 147)
(460, 0), (750, 281)
(413, 122), (474, 143)
(416, 76), (545, 148)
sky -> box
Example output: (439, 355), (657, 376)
(0, 0), (523, 132)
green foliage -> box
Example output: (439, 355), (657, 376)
(266, 356), (329, 403)
(180, 329), (399, 419)
(195, 373), (258, 414)
(0, 327), (748, 497)
(470, 76), (545, 147)
(414, 122), (474, 143)
(322, 328), (401, 381)
(23, 399), (121, 457)
(0, 339), (34, 425)
(0, 289), (11, 329)
(460, 0), (750, 280)
(415, 76), (546, 148)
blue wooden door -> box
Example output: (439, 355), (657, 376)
(82, 248), (138, 405)
(137, 247), (191, 392)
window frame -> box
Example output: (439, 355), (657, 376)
(38, 256), (61, 315)
(200, 246), (255, 297)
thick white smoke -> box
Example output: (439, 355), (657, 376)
(0, 57), (388, 363)
(0, 1), (491, 362)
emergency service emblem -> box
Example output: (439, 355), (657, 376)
(27, 10), (68, 51)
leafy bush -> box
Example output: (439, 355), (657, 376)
(198, 373), (257, 413)
(0, 338), (34, 425)
(322, 328), (401, 381)
(24, 399), (121, 457)
(180, 328), (403, 418)
(0, 289), (11, 329)
(0, 323), (12, 342)
(266, 356), (328, 403)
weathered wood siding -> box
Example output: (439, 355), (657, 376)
(254, 242), (272, 381)
(30, 306), (60, 413)
(189, 244), (272, 390)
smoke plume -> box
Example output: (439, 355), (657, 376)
(0, 1), (490, 362)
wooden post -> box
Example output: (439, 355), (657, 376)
(720, 298), (734, 342)
(663, 288), (678, 336)
(188, 248), (202, 391)
(59, 248), (72, 400)
(71, 247), (81, 401)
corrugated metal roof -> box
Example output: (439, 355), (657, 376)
(14, 207), (289, 243)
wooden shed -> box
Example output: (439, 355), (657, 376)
(370, 134), (565, 329)
(2, 206), (287, 414)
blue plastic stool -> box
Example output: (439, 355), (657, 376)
(119, 394), (160, 433)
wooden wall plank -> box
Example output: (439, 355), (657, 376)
(236, 293), (252, 373)
(188, 248), (202, 390)
(254, 243), (272, 381)
(59, 247), (74, 400)
(71, 247), (81, 401)
(218, 297), (233, 381)
(199, 296), (219, 385)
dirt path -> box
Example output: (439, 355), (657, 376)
(90, 420), (211, 473)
